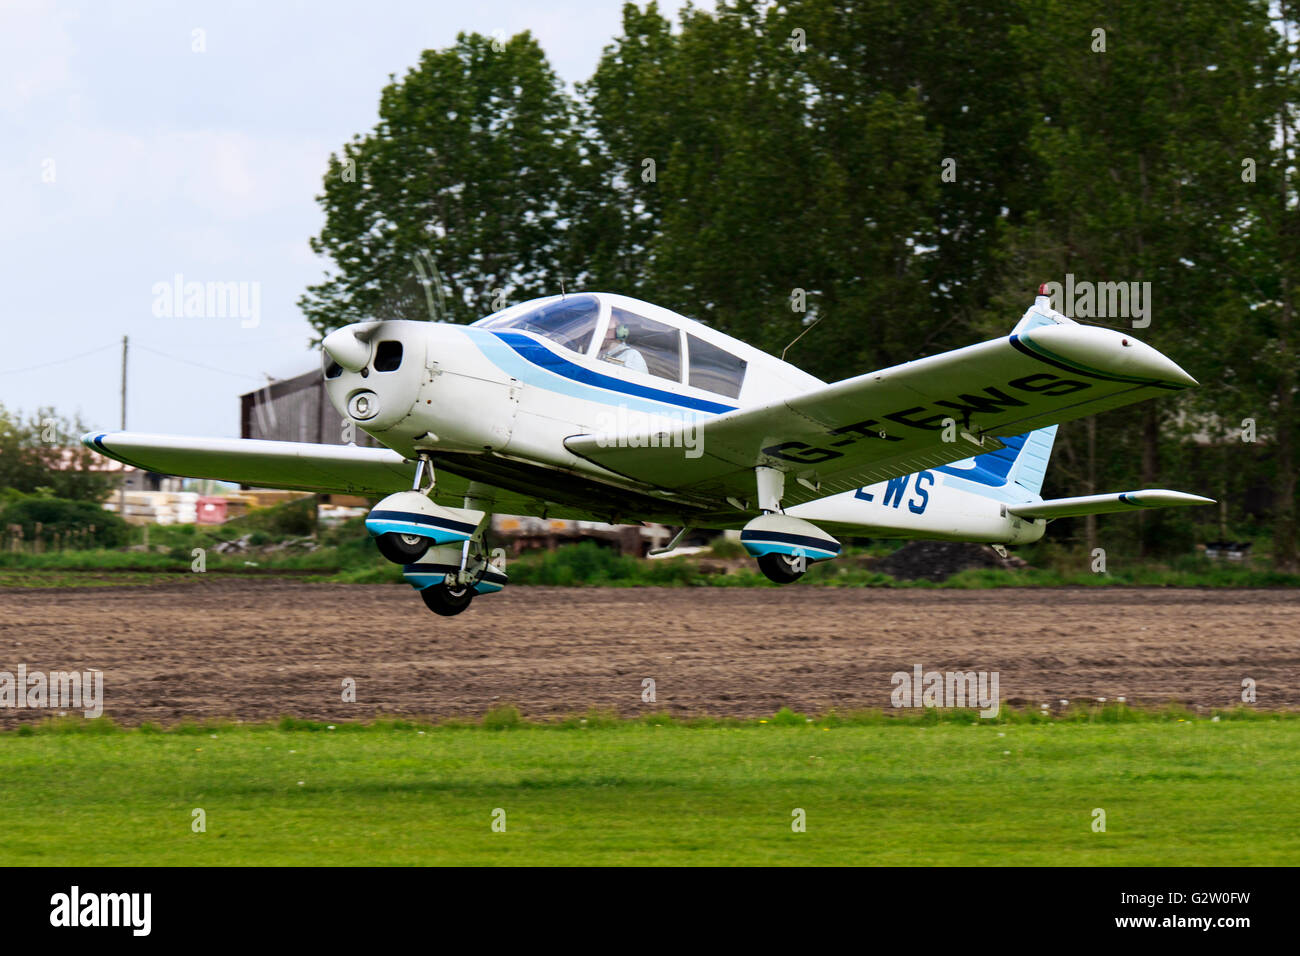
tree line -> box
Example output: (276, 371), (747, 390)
(300, 0), (1298, 569)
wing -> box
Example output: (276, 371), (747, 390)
(81, 432), (598, 519)
(1007, 490), (1214, 520)
(565, 322), (1197, 509)
(83, 432), (414, 495)
(85, 434), (410, 494)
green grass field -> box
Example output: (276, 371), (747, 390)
(1, 711), (1295, 865)
(7, 530), (1300, 588)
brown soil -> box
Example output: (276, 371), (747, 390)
(1, 581), (1296, 724)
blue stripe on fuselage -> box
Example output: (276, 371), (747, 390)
(463, 328), (738, 416)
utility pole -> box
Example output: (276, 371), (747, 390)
(118, 335), (127, 525)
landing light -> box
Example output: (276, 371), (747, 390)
(348, 391), (380, 420)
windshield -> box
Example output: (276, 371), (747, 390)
(479, 295), (601, 355)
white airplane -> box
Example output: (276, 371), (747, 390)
(84, 285), (1213, 615)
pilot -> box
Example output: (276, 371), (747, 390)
(599, 320), (648, 374)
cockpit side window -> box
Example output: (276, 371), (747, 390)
(599, 307), (681, 381)
(687, 334), (747, 399)
(480, 294), (600, 355)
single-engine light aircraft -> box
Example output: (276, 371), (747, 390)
(84, 285), (1213, 615)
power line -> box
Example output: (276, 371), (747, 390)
(0, 342), (119, 376)
(2, 338), (279, 395)
(133, 344), (266, 381)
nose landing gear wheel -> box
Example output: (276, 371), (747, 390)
(757, 552), (806, 584)
(420, 581), (474, 616)
(375, 532), (430, 564)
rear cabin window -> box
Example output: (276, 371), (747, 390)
(480, 294), (600, 355)
(687, 334), (747, 399)
(600, 307), (681, 382)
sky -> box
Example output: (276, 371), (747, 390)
(1, 0), (703, 439)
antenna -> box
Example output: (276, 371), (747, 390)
(781, 314), (823, 362)
(559, 277), (566, 299)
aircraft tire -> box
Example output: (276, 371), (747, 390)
(756, 552), (806, 584)
(420, 582), (475, 616)
(375, 532), (430, 564)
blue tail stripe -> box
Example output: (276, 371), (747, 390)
(935, 432), (1028, 487)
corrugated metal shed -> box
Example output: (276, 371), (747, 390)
(239, 369), (379, 447)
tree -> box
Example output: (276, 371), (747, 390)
(779, 0), (1039, 348)
(582, 1), (945, 381)
(0, 496), (128, 549)
(0, 405), (114, 502)
(1208, 0), (1299, 571)
(572, 1), (681, 295)
(300, 31), (579, 338)
(981, 0), (1284, 557)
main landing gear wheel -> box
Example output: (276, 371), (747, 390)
(420, 581), (474, 616)
(375, 532), (430, 564)
(757, 552), (806, 584)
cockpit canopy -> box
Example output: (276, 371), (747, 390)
(477, 294), (601, 355)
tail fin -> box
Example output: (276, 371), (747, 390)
(935, 427), (1057, 499)
(934, 287), (1071, 499)
(1003, 426), (1056, 496)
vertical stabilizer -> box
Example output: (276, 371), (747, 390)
(935, 286), (1068, 498)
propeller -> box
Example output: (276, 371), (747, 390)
(322, 321), (382, 372)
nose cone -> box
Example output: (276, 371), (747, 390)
(322, 321), (381, 372)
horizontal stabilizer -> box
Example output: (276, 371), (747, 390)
(1007, 490), (1215, 520)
